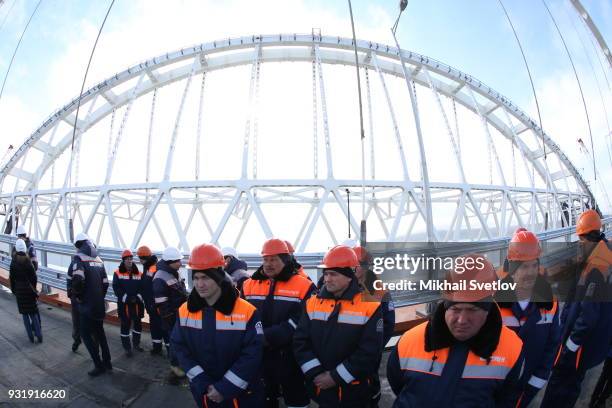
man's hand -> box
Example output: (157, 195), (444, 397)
(314, 371), (336, 390)
(206, 385), (224, 403)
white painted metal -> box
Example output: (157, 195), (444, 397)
(0, 34), (595, 251)
(570, 0), (612, 70)
(390, 30), (436, 242)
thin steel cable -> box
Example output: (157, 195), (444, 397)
(0, 0), (17, 37)
(0, 0), (42, 104)
(67, 0), (115, 240)
(562, 0), (612, 167)
(498, 0), (546, 160)
(69, 0), (115, 157)
(347, 0), (366, 224)
(542, 0), (596, 180)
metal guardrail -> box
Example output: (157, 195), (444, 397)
(0, 217), (609, 305)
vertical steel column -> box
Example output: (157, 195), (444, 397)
(314, 44), (334, 179)
(390, 33), (435, 242)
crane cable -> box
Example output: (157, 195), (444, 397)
(0, 0), (17, 37)
(0, 0), (42, 105)
(67, 0), (116, 241)
(347, 0), (367, 246)
(498, 0), (547, 161)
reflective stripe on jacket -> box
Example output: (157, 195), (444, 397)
(293, 279), (383, 406)
(171, 298), (263, 407)
(387, 306), (525, 408)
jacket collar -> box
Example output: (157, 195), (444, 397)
(425, 301), (503, 360)
(156, 260), (179, 278)
(225, 257), (248, 275)
(187, 281), (238, 315)
(251, 263), (295, 282)
(77, 240), (98, 258)
(119, 262), (140, 275)
(292, 258), (303, 271)
(143, 255), (158, 271)
(494, 274), (553, 310)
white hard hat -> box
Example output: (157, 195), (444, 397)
(341, 238), (358, 248)
(162, 246), (182, 262)
(16, 225), (27, 236)
(74, 232), (89, 244)
(15, 239), (27, 253)
(221, 246), (238, 258)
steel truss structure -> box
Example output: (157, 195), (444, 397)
(0, 34), (595, 253)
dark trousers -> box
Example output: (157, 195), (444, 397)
(370, 375), (381, 407)
(70, 299), (81, 343)
(263, 352), (309, 408)
(146, 303), (165, 350)
(590, 357), (612, 408)
(80, 314), (111, 368)
(119, 302), (142, 351)
(167, 328), (178, 366)
(540, 361), (587, 408)
(22, 313), (42, 341)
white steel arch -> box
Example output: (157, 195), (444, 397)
(0, 34), (595, 252)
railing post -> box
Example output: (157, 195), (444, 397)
(39, 249), (52, 295)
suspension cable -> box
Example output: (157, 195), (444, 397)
(67, 0), (115, 241)
(0, 0), (42, 105)
(0, 0), (17, 37)
(498, 0), (547, 160)
(542, 0), (596, 180)
(562, 1), (612, 167)
(69, 0), (115, 160)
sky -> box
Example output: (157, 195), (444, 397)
(0, 0), (610, 249)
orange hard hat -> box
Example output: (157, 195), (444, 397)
(121, 249), (133, 259)
(318, 245), (359, 269)
(284, 240), (295, 254)
(136, 245), (152, 257)
(507, 230), (541, 261)
(576, 209), (601, 236)
(261, 238), (289, 257)
(188, 244), (225, 270)
(442, 253), (497, 303)
(352, 246), (372, 263)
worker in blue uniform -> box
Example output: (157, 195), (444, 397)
(387, 254), (525, 408)
(541, 210), (612, 408)
(153, 246), (188, 384)
(69, 232), (112, 377)
(112, 249), (145, 357)
(172, 243), (264, 407)
(495, 229), (561, 406)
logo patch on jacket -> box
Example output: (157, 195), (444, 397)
(481, 355), (506, 363)
(376, 318), (383, 332)
(255, 321), (263, 335)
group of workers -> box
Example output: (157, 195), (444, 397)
(6, 209), (611, 407)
